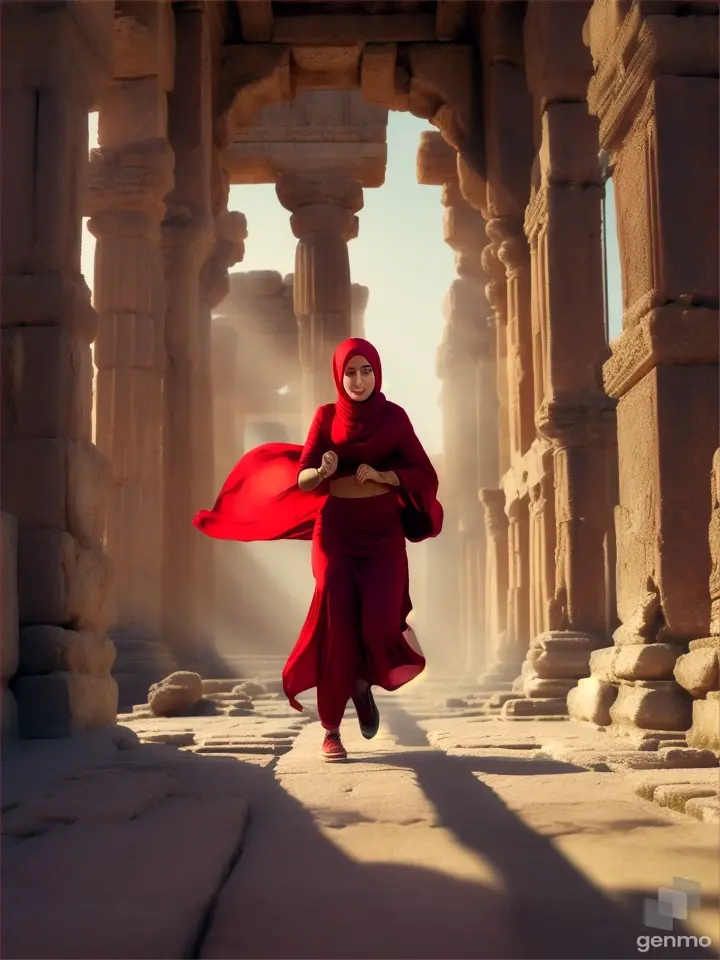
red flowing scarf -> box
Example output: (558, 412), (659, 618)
(193, 337), (442, 543)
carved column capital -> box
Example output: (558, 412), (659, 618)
(481, 237), (508, 325)
(480, 487), (509, 542)
(202, 211), (248, 308)
(86, 139), (175, 239)
(536, 393), (618, 447)
(276, 173), (363, 242)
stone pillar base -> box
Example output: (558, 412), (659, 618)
(13, 670), (119, 739)
(11, 626), (119, 738)
(568, 676), (619, 726)
(687, 692), (720, 754)
(516, 631), (607, 714)
(607, 680), (693, 741)
(674, 637), (720, 755)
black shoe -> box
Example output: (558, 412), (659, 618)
(352, 686), (380, 740)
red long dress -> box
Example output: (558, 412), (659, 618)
(285, 401), (440, 727)
(194, 338), (443, 728)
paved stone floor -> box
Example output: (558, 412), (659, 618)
(3, 681), (719, 960)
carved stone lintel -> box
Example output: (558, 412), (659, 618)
(585, 7), (719, 152)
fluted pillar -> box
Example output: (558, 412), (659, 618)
(569, 2), (719, 738)
(479, 489), (511, 685)
(276, 173), (363, 425)
(196, 207), (247, 647)
(161, 1), (215, 661)
(490, 219), (535, 683)
(87, 5), (175, 657)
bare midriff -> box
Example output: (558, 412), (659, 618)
(329, 476), (390, 498)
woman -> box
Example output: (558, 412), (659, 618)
(194, 338), (442, 761)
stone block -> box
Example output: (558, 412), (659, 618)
(2, 438), (110, 547)
(12, 672), (118, 738)
(539, 103), (600, 185)
(1, 513), (19, 682)
(674, 641), (720, 698)
(231, 270), (284, 299)
(502, 696), (568, 718)
(527, 647), (593, 680)
(0, 273), (98, 342)
(567, 676), (618, 726)
(17, 528), (115, 633)
(148, 671), (203, 717)
(613, 643), (683, 682)
(685, 796), (720, 824)
(523, 676), (576, 699)
(656, 747), (719, 769)
(612, 366), (719, 641)
(1, 326), (93, 441)
(18, 626), (116, 677)
(97, 78), (169, 148)
(588, 646), (616, 682)
(609, 681), (692, 733)
(687, 692), (720, 753)
(652, 783), (719, 811)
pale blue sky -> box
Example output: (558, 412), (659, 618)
(82, 112), (623, 458)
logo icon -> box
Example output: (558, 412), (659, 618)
(643, 878), (702, 931)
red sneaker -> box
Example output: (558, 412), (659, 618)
(352, 686), (380, 740)
(322, 731), (348, 762)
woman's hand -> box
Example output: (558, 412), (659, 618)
(356, 464), (384, 486)
(319, 451), (338, 479)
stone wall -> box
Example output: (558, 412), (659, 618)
(1, 1), (118, 737)
(1, 514), (19, 739)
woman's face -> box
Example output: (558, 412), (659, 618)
(343, 354), (376, 402)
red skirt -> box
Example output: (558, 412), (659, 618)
(282, 492), (426, 728)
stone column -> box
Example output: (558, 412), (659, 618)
(86, 3), (176, 708)
(418, 131), (499, 677)
(441, 249), (498, 675)
(1, 1), (118, 736)
(511, 1), (619, 718)
(161, 1), (215, 663)
(674, 450), (720, 755)
(505, 494), (532, 676)
(478, 489), (511, 687)
(492, 222), (536, 690)
(195, 208), (247, 652)
(351, 283), (369, 339)
(571, 3), (719, 740)
(276, 173), (363, 425)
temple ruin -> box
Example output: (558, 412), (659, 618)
(1, 0), (718, 762)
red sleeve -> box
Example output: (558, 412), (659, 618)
(391, 408), (439, 494)
(297, 406), (329, 477)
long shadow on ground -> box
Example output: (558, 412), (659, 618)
(375, 704), (716, 960)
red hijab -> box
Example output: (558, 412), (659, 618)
(194, 337), (442, 543)
(331, 337), (388, 442)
